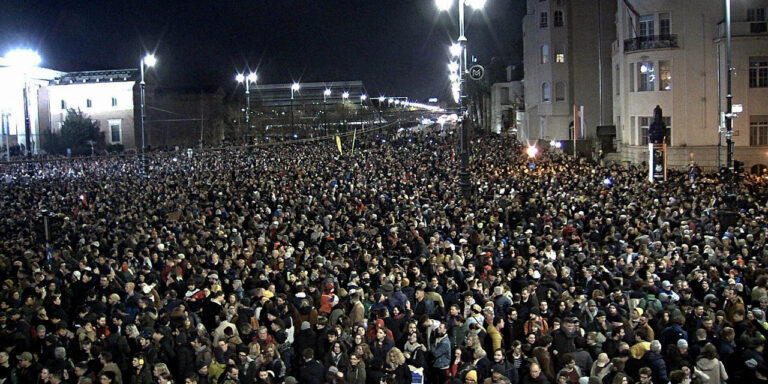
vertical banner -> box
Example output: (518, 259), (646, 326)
(352, 127), (357, 155)
(336, 135), (343, 155)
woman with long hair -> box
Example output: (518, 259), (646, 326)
(695, 344), (728, 384)
(531, 346), (556, 383)
(385, 347), (412, 384)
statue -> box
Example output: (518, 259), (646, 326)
(648, 105), (666, 144)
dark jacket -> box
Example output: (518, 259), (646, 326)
(644, 351), (669, 384)
(298, 358), (325, 384)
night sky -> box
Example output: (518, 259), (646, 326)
(1, 0), (524, 100)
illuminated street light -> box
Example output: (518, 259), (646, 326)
(342, 91), (349, 100)
(449, 43), (463, 58)
(140, 53), (157, 170)
(4, 49), (41, 159)
(291, 82), (300, 132)
(360, 94), (367, 105)
(448, 61), (459, 73)
(235, 71), (258, 132)
(437, 0), (487, 198)
(435, 0), (453, 11)
(526, 145), (539, 158)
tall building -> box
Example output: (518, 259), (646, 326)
(522, 0), (616, 144)
(612, 0), (768, 171)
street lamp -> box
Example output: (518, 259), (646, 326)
(437, 0), (485, 198)
(360, 94), (367, 105)
(235, 71), (257, 133)
(291, 82), (300, 133)
(342, 91), (350, 101)
(323, 88), (331, 136)
(139, 53), (156, 171)
(526, 145), (539, 158)
(4, 49), (41, 159)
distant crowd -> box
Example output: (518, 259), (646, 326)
(0, 130), (767, 384)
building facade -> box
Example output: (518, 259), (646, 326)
(612, 0), (768, 171)
(0, 65), (61, 156)
(522, 0), (616, 143)
(43, 70), (139, 150)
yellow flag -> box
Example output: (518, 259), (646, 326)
(336, 135), (343, 155)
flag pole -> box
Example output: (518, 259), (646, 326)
(573, 104), (577, 158)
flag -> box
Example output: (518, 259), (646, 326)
(623, 0), (639, 36)
(573, 105), (585, 139)
(335, 135), (343, 155)
(80, 193), (88, 207)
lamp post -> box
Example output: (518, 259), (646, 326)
(236, 72), (257, 135)
(724, 0), (734, 176)
(436, 0), (486, 198)
(342, 91), (349, 133)
(139, 53), (156, 171)
(290, 82), (300, 135)
(4, 49), (41, 159)
(324, 88), (331, 136)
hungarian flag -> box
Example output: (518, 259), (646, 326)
(80, 193), (88, 207)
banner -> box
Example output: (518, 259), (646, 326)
(336, 135), (342, 155)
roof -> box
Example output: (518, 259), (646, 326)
(51, 69), (138, 85)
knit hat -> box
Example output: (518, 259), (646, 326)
(677, 339), (688, 348)
(300, 321), (311, 331)
(466, 370), (478, 382)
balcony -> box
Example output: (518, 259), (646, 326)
(623, 34), (678, 53)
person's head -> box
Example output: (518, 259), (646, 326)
(132, 354), (145, 370)
(350, 353), (362, 367)
(529, 363), (542, 378)
(99, 372), (116, 384)
(669, 370), (686, 384)
(701, 343), (718, 360)
(303, 348), (315, 361)
(639, 367), (652, 383)
(493, 348), (505, 363)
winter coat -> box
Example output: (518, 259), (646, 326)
(696, 357), (728, 384)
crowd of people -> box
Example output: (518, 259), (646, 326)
(0, 130), (767, 384)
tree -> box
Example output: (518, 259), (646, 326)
(53, 109), (104, 155)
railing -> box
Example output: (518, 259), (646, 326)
(623, 34), (678, 52)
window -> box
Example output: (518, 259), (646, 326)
(750, 116), (768, 146)
(750, 58), (768, 88)
(639, 116), (672, 145)
(540, 12), (548, 28)
(638, 61), (655, 91)
(629, 63), (635, 92)
(555, 82), (566, 102)
(615, 65), (620, 95)
(61, 100), (67, 110)
(112, 97), (118, 107)
(748, 8), (766, 22)
(555, 45), (565, 63)
(554, 10), (564, 27)
(659, 60), (671, 91)
(109, 119), (122, 143)
(659, 13), (671, 37)
(542, 82), (551, 102)
(86, 99), (92, 108)
(639, 15), (654, 37)
(541, 45), (550, 64)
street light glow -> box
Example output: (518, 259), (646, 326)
(324, 88), (332, 96)
(467, 0), (487, 9)
(246, 72), (257, 83)
(449, 43), (462, 58)
(4, 49), (41, 68)
(378, 96), (386, 102)
(143, 54), (157, 67)
(526, 145), (539, 158)
(291, 82), (301, 92)
(448, 61), (459, 73)
(235, 73), (245, 83)
(435, 0), (453, 11)
(342, 91), (350, 99)
(360, 94), (367, 101)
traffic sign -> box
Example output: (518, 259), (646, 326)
(469, 65), (485, 80)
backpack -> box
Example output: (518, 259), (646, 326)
(638, 295), (662, 312)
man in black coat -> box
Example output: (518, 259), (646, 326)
(297, 348), (325, 384)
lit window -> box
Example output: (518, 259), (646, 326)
(541, 45), (549, 64)
(554, 45), (565, 63)
(659, 61), (671, 91)
(637, 61), (655, 92)
(112, 97), (118, 107)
